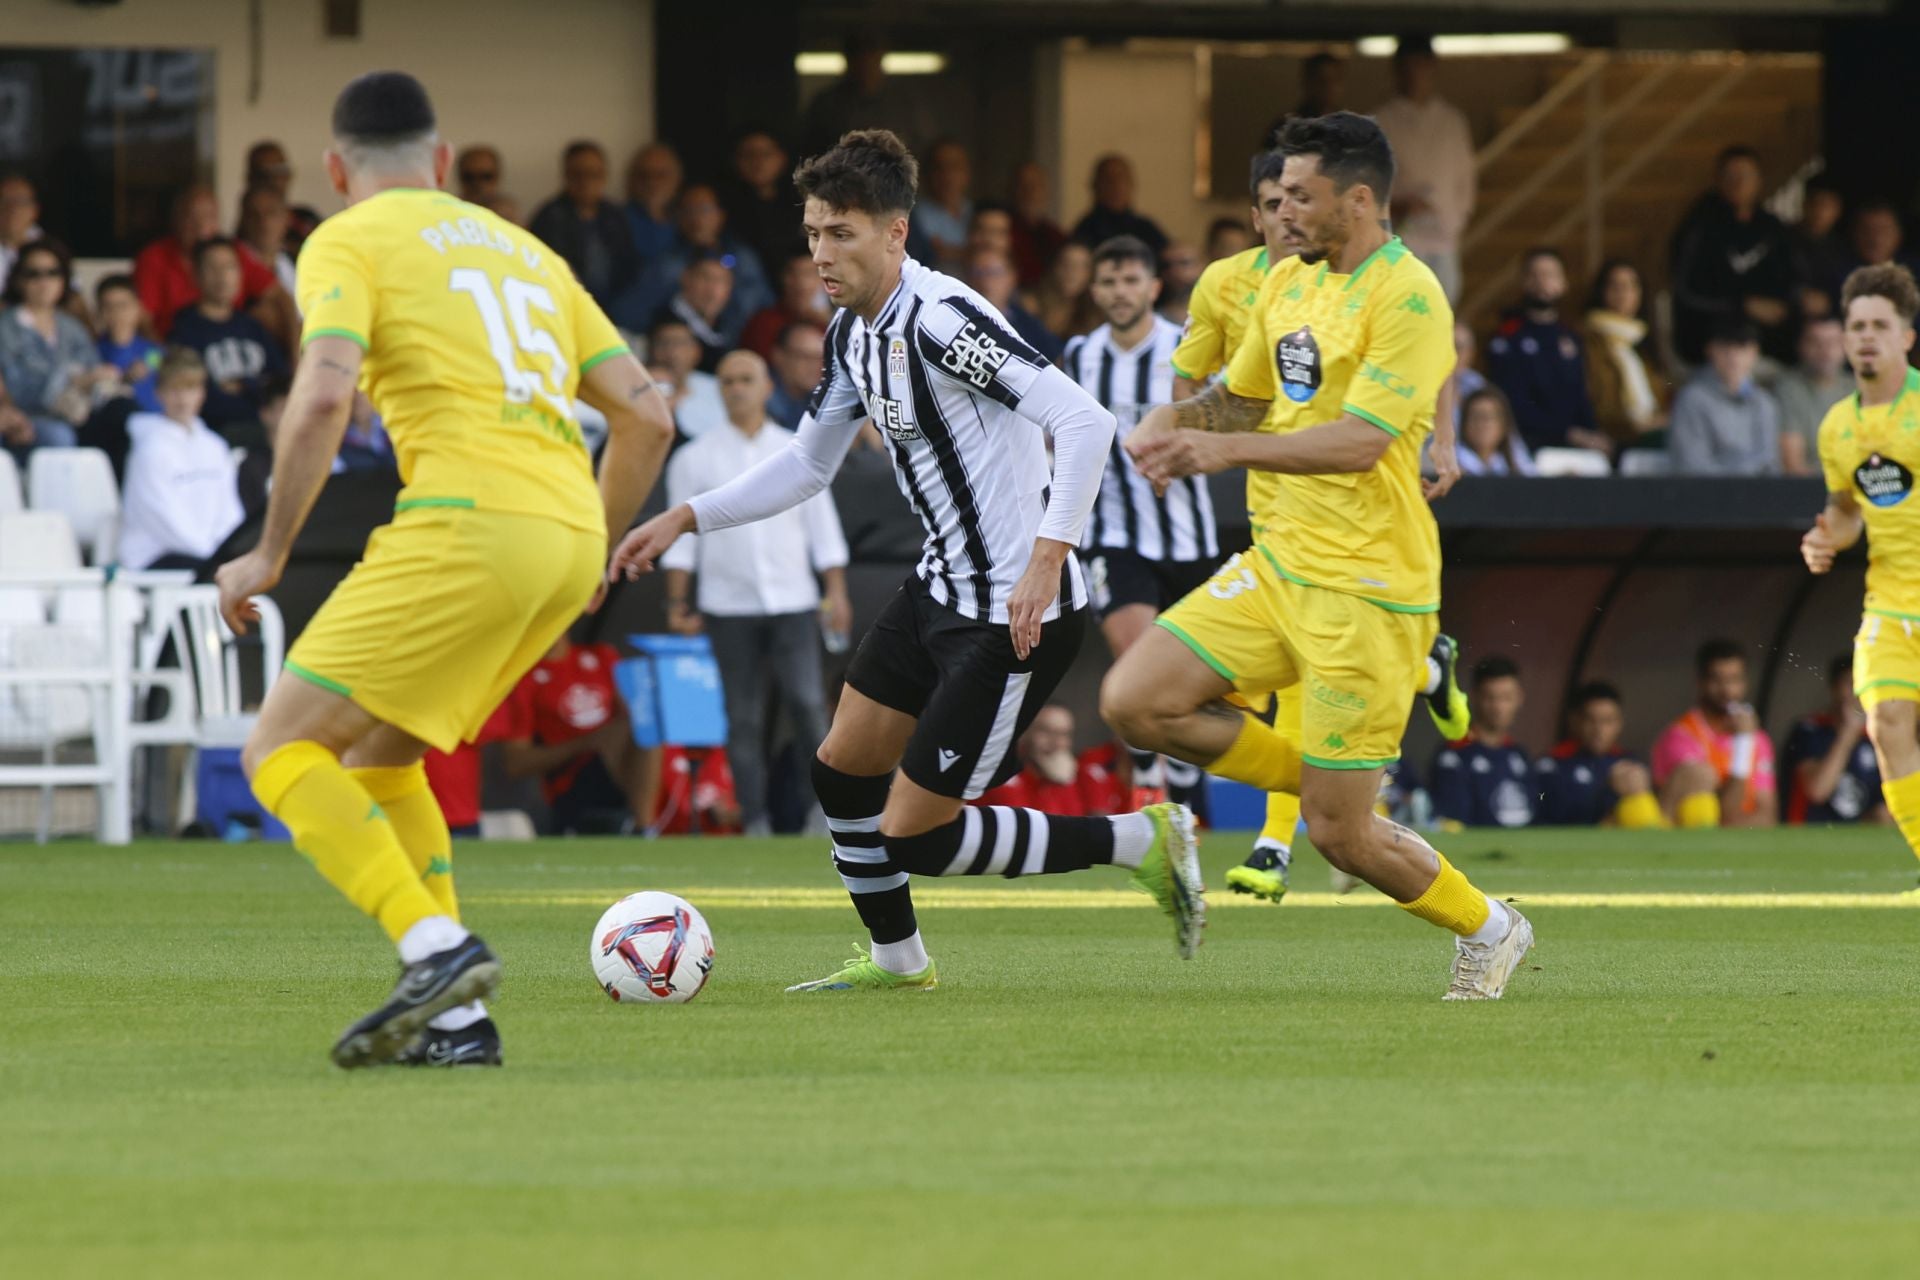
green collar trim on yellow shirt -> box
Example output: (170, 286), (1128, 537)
(1312, 236), (1405, 291)
(1854, 366), (1920, 418)
(1253, 247), (1269, 272)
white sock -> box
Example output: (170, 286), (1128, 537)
(1109, 812), (1156, 869)
(871, 930), (930, 975)
(429, 1001), (488, 1032)
(1466, 897), (1511, 945)
(1423, 656), (1444, 696)
(397, 915), (470, 964)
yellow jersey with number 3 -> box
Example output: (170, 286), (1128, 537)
(297, 187), (627, 535)
(1170, 245), (1280, 531)
(1223, 236), (1453, 613)
(1818, 366), (1920, 617)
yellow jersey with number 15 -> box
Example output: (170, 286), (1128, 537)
(1818, 366), (1920, 617)
(1170, 245), (1279, 531)
(1223, 236), (1454, 613)
(297, 187), (627, 535)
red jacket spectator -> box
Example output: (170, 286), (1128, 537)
(976, 742), (1125, 817)
(493, 638), (658, 834)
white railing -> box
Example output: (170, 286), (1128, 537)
(0, 571), (283, 844)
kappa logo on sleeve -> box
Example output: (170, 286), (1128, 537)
(939, 322), (1012, 389)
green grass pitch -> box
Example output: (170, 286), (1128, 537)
(4, 826), (1919, 1278)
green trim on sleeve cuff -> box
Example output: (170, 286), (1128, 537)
(1169, 362), (1201, 381)
(284, 662), (353, 698)
(1866, 607), (1920, 623)
(303, 327), (368, 350)
(1302, 752), (1400, 770)
(1344, 403), (1402, 436)
(1856, 678), (1920, 695)
(1153, 618), (1237, 683)
(580, 345), (627, 374)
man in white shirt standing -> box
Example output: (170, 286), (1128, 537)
(661, 349), (853, 835)
(1371, 34), (1476, 303)
(118, 348), (246, 575)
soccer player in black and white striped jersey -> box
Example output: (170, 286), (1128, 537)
(614, 130), (1206, 989)
(1064, 236), (1222, 812)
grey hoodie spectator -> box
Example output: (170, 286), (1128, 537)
(1668, 319), (1781, 476)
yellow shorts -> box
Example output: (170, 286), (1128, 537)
(1855, 611), (1920, 710)
(285, 506), (606, 753)
(1157, 547), (1436, 769)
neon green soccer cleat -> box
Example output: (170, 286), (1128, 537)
(1225, 860), (1288, 903)
(784, 947), (939, 993)
(1426, 632), (1471, 741)
(1132, 802), (1207, 958)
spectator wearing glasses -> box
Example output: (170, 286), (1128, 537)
(0, 240), (118, 455)
(455, 144), (519, 224)
(529, 140), (640, 309)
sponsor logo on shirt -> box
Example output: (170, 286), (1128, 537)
(938, 322), (1011, 389)
(1277, 324), (1321, 404)
(869, 393), (917, 442)
(1856, 452), (1912, 507)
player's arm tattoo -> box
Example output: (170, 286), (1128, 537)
(1169, 380), (1268, 434)
(314, 356), (356, 378)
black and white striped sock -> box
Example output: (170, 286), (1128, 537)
(885, 805), (1157, 879)
(1163, 757), (1203, 808)
(1129, 748), (1165, 790)
(812, 759), (926, 972)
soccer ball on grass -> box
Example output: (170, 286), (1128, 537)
(590, 891), (714, 1004)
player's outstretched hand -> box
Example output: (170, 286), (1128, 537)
(214, 550), (280, 637)
(1801, 512), (1839, 575)
(610, 505), (696, 580)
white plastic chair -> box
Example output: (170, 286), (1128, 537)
(0, 450), (22, 514)
(26, 448), (121, 564)
(1532, 447), (1614, 478)
(0, 510), (82, 575)
(2, 621), (105, 843)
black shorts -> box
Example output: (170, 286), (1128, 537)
(1081, 548), (1218, 622)
(844, 574), (1086, 799)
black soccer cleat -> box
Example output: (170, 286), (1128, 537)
(392, 1016), (504, 1068)
(330, 934), (502, 1070)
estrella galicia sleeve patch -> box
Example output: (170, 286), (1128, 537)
(1277, 324), (1321, 404)
(1855, 453), (1913, 507)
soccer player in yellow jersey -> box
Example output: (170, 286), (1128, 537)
(1104, 113), (1533, 999)
(1167, 148), (1468, 905)
(214, 73), (674, 1067)
(1801, 263), (1920, 890)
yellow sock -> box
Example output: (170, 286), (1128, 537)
(1879, 771), (1920, 866)
(1677, 791), (1722, 829)
(1400, 852), (1491, 936)
(253, 741), (444, 943)
(1209, 714), (1302, 794)
(1614, 792), (1665, 830)
(1259, 788), (1301, 848)
(350, 762), (458, 920)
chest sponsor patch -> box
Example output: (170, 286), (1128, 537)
(1277, 324), (1321, 404)
(869, 393), (917, 442)
(1856, 453), (1912, 507)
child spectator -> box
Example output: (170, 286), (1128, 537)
(1782, 654), (1888, 825)
(117, 348), (246, 575)
(95, 274), (163, 414)
(166, 236), (287, 442)
(1456, 385), (1536, 476)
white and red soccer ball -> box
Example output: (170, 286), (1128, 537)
(590, 891), (714, 1004)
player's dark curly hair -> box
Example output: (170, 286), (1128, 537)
(1841, 263), (1920, 326)
(794, 129), (918, 217)
(1271, 111), (1394, 205)
(1090, 234), (1156, 274)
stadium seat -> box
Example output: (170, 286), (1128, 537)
(1532, 447), (1614, 478)
(0, 510), (83, 575)
(0, 451), (22, 515)
(26, 448), (121, 564)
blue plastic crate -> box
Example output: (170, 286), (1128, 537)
(620, 634), (728, 748)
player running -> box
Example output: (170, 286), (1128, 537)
(1168, 147), (1468, 905)
(612, 130), (1204, 992)
(215, 72), (674, 1067)
(1063, 235), (1220, 812)
(1800, 263), (1920, 890)
(1102, 113), (1533, 1000)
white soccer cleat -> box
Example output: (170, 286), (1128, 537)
(1328, 865), (1364, 895)
(1443, 904), (1534, 1001)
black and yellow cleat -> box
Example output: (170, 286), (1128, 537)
(1225, 846), (1289, 903)
(1426, 632), (1471, 741)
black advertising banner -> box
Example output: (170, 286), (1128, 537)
(0, 46), (213, 257)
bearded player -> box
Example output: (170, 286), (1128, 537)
(1103, 113), (1532, 999)
(1169, 146), (1469, 905)
(216, 72), (673, 1067)
(1801, 263), (1920, 892)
